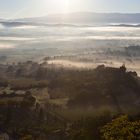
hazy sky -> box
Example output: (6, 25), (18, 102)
(0, 0), (140, 18)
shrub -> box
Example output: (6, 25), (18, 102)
(100, 115), (140, 140)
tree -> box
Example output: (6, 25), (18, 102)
(38, 108), (45, 124)
(21, 92), (36, 108)
(120, 64), (126, 73)
(100, 115), (140, 140)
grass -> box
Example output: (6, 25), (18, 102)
(9, 78), (47, 90)
(0, 97), (23, 105)
(49, 98), (69, 108)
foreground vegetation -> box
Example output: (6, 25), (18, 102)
(0, 61), (140, 139)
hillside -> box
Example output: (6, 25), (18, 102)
(0, 62), (140, 139)
(0, 62), (139, 113)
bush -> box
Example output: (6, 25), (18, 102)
(100, 115), (140, 140)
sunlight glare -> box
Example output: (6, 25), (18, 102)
(59, 0), (70, 13)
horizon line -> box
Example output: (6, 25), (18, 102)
(2, 11), (140, 20)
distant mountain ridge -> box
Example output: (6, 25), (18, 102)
(15, 12), (140, 24)
(1, 12), (140, 27)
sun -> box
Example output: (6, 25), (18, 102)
(59, 0), (70, 13)
(42, 0), (74, 14)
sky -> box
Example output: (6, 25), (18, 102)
(0, 0), (140, 19)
